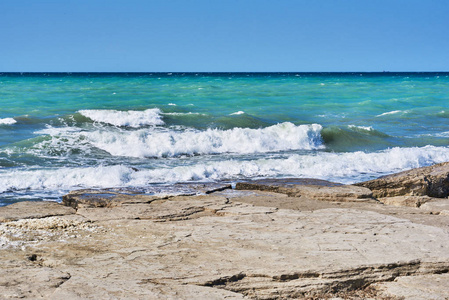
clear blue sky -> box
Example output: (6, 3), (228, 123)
(1, 0), (448, 72)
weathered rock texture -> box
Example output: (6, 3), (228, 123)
(355, 161), (449, 198)
(0, 193), (448, 298)
(236, 178), (373, 202)
(0, 201), (76, 222)
(374, 273), (449, 299)
(1, 164), (449, 299)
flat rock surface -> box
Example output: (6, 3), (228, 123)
(235, 178), (373, 202)
(1, 187), (449, 299)
(420, 198), (449, 215)
(0, 201), (76, 223)
(377, 195), (435, 208)
(374, 273), (449, 299)
(63, 183), (232, 209)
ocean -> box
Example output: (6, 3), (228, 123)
(1, 72), (448, 206)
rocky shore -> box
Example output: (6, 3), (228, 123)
(1, 162), (449, 299)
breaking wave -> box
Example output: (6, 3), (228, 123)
(35, 122), (324, 158)
(1, 145), (448, 195)
(78, 108), (164, 127)
(0, 118), (17, 125)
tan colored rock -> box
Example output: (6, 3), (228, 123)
(0, 201), (75, 223)
(76, 195), (230, 222)
(420, 198), (449, 215)
(355, 161), (449, 198)
(0, 264), (70, 299)
(63, 183), (232, 209)
(1, 191), (449, 299)
(377, 195), (435, 207)
(374, 273), (449, 299)
(62, 189), (163, 209)
(236, 178), (373, 202)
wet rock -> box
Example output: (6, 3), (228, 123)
(170, 182), (232, 194)
(355, 161), (449, 198)
(62, 189), (163, 209)
(63, 183), (232, 209)
(236, 178), (373, 202)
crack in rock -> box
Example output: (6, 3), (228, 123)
(200, 260), (449, 299)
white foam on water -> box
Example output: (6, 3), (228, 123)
(376, 110), (403, 117)
(424, 131), (449, 138)
(0, 118), (17, 125)
(230, 111), (245, 115)
(162, 112), (206, 116)
(27, 122), (323, 159)
(78, 108), (164, 127)
(1, 146), (448, 194)
(0, 165), (135, 193)
(348, 125), (374, 131)
(136, 145), (449, 185)
(82, 122), (324, 158)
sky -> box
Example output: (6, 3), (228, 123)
(1, 0), (448, 72)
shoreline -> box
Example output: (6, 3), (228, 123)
(1, 162), (449, 299)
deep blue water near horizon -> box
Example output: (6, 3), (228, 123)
(1, 72), (449, 206)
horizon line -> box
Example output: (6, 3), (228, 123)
(1, 71), (449, 74)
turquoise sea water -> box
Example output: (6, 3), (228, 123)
(1, 72), (449, 206)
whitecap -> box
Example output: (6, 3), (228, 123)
(230, 111), (245, 115)
(376, 110), (402, 117)
(28, 122), (323, 159)
(131, 145), (449, 184)
(162, 112), (206, 116)
(0, 165), (136, 194)
(348, 125), (373, 131)
(0, 118), (17, 125)
(79, 108), (164, 127)
(82, 122), (324, 158)
(2, 146), (449, 194)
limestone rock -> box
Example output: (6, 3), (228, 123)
(0, 264), (70, 299)
(63, 183), (231, 209)
(236, 178), (373, 202)
(374, 273), (449, 299)
(420, 198), (449, 215)
(355, 161), (449, 198)
(62, 189), (163, 209)
(377, 195), (435, 207)
(2, 169), (449, 299)
(75, 194), (230, 222)
(0, 201), (75, 223)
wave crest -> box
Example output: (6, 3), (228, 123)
(84, 122), (324, 158)
(1, 146), (449, 195)
(0, 118), (17, 125)
(78, 108), (164, 127)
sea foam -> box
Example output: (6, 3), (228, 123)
(0, 118), (17, 125)
(230, 111), (245, 115)
(348, 125), (373, 131)
(1, 145), (448, 195)
(82, 122), (324, 158)
(79, 108), (164, 127)
(376, 110), (404, 117)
